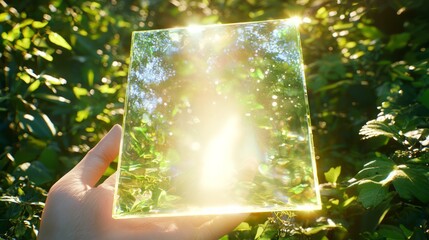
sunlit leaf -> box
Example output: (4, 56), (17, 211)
(249, 10), (264, 19)
(19, 19), (34, 28)
(32, 21), (48, 28)
(14, 161), (53, 185)
(316, 7), (328, 19)
(33, 49), (53, 61)
(254, 225), (264, 239)
(234, 222), (252, 231)
(48, 31), (72, 50)
(24, 68), (40, 79)
(41, 74), (67, 85)
(33, 93), (71, 104)
(358, 23), (383, 39)
(0, 12), (10, 22)
(4, 26), (20, 42)
(98, 84), (117, 94)
(73, 87), (89, 99)
(392, 167), (429, 203)
(17, 72), (32, 84)
(96, 114), (111, 123)
(27, 80), (41, 93)
(17, 110), (56, 139)
(16, 38), (31, 49)
(302, 223), (340, 235)
(76, 107), (91, 122)
(22, 27), (35, 38)
(87, 69), (94, 86)
(324, 166), (341, 185)
(314, 80), (353, 93)
(352, 157), (395, 183)
(359, 120), (399, 140)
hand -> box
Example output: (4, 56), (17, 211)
(38, 124), (247, 240)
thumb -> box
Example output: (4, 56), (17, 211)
(72, 124), (122, 187)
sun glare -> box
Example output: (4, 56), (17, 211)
(200, 115), (240, 190)
(289, 16), (302, 26)
(186, 24), (204, 34)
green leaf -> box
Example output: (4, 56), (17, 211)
(353, 157), (395, 182)
(17, 110), (57, 139)
(357, 181), (389, 208)
(18, 72), (32, 84)
(33, 93), (71, 104)
(392, 167), (429, 203)
(98, 84), (118, 94)
(48, 31), (72, 50)
(33, 49), (53, 61)
(14, 222), (27, 238)
(27, 80), (41, 93)
(386, 33), (410, 51)
(324, 166), (341, 184)
(19, 19), (34, 28)
(399, 225), (413, 238)
(14, 161), (53, 185)
(358, 23), (383, 39)
(73, 86), (89, 99)
(0, 12), (10, 22)
(41, 74), (67, 85)
(32, 21), (48, 28)
(3, 26), (20, 41)
(314, 80), (353, 93)
(359, 119), (401, 140)
(13, 138), (46, 165)
(22, 26), (35, 38)
(316, 7), (328, 19)
(16, 38), (31, 49)
(39, 146), (60, 172)
(87, 69), (94, 86)
(254, 225), (264, 239)
(234, 222), (252, 231)
(302, 223), (340, 235)
(76, 107), (91, 122)
(377, 225), (406, 239)
(418, 89), (429, 109)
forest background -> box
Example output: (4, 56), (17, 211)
(1, 0), (428, 239)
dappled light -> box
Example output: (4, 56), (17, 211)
(1, 0), (429, 239)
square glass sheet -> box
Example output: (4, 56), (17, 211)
(113, 19), (321, 218)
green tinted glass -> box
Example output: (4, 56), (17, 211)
(113, 19), (321, 218)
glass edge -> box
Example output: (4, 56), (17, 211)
(131, 18), (300, 34)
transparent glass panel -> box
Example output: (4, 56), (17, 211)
(113, 19), (321, 218)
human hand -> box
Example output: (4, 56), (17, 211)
(38, 124), (247, 240)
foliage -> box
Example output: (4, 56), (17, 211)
(1, 0), (429, 239)
(0, 0), (129, 238)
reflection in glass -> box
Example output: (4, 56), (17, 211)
(113, 19), (321, 218)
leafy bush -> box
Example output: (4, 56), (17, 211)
(1, 0), (428, 239)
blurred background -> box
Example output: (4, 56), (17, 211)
(1, 0), (428, 239)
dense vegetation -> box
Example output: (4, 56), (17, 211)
(1, 0), (428, 239)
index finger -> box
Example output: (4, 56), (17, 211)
(73, 124), (122, 187)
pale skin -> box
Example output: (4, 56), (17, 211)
(38, 124), (247, 240)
